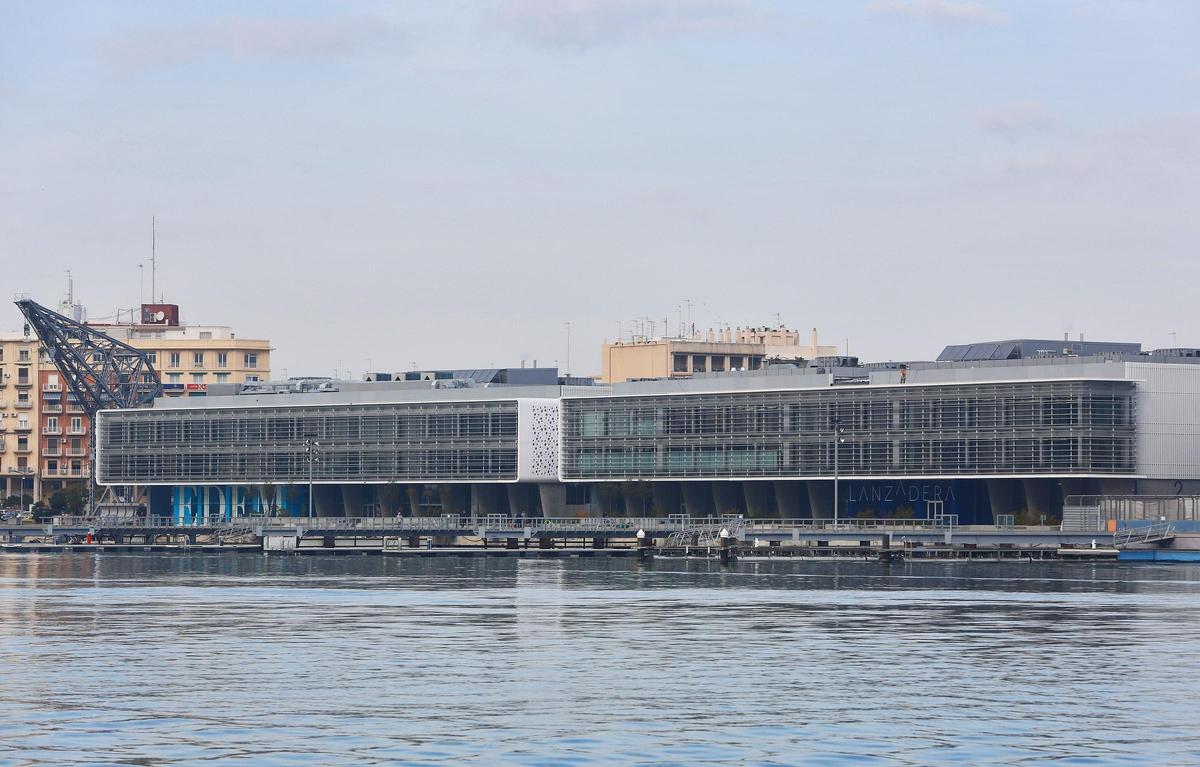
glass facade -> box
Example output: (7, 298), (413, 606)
(97, 400), (519, 484)
(561, 380), (1136, 480)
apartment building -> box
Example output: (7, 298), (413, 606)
(0, 334), (40, 501)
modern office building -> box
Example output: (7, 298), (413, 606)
(94, 342), (1200, 524)
(96, 378), (566, 522)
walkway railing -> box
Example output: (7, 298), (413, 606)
(1113, 521), (1177, 548)
(47, 513), (964, 535)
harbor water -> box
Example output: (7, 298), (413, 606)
(1, 554), (1198, 766)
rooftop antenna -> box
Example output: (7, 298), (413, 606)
(151, 216), (157, 303)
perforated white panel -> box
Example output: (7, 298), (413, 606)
(516, 398), (561, 481)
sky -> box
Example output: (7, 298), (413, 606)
(2, 0), (1198, 378)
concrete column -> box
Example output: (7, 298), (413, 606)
(622, 489), (647, 517)
(681, 482), (714, 517)
(808, 481), (833, 519)
(538, 483), (566, 518)
(743, 481), (773, 518)
(1022, 479), (1061, 523)
(506, 484), (528, 517)
(652, 482), (680, 518)
(773, 481), (804, 519)
(712, 482), (744, 516)
(985, 479), (1023, 520)
(405, 485), (422, 518)
(341, 485), (363, 517)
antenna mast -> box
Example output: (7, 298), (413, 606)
(151, 216), (156, 303)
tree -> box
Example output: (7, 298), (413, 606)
(31, 501), (53, 523)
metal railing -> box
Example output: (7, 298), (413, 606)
(1066, 494), (1200, 522)
(44, 513), (968, 535)
(1113, 521), (1177, 548)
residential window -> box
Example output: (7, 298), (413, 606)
(190, 373), (206, 384)
(70, 417), (83, 434)
(17, 392), (29, 405)
(145, 351), (157, 365)
(244, 353), (258, 369)
(0, 348), (4, 361)
(18, 348), (29, 362)
(193, 352), (204, 368)
(92, 352), (103, 363)
(46, 460), (58, 474)
(45, 438), (58, 451)
(169, 352), (181, 368)
(17, 436), (28, 450)
(217, 352), (228, 368)
(168, 373), (182, 384)
(46, 417), (59, 433)
(17, 416), (29, 429)
(70, 438), (82, 454)
(214, 373), (230, 383)
(17, 369), (29, 385)
(246, 375), (259, 382)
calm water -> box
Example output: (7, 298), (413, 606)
(0, 554), (1198, 766)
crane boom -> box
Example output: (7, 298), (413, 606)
(14, 299), (162, 419)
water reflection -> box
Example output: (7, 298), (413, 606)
(0, 554), (1198, 766)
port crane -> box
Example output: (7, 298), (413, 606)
(13, 298), (162, 516)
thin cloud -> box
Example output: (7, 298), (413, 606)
(496, 0), (757, 48)
(104, 16), (403, 69)
(970, 101), (1057, 136)
(866, 0), (1008, 26)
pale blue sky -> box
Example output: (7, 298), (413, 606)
(2, 1), (1198, 376)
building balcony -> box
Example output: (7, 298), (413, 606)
(14, 380), (32, 388)
(42, 383), (61, 393)
(66, 448), (86, 457)
(43, 404), (62, 413)
(68, 468), (89, 478)
(14, 400), (32, 409)
(41, 447), (61, 457)
(13, 424), (31, 432)
(14, 446), (31, 454)
(43, 427), (61, 436)
(67, 427), (87, 435)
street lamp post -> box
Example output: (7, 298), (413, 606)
(303, 435), (320, 526)
(832, 417), (845, 528)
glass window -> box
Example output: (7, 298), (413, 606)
(193, 352), (204, 367)
(244, 353), (258, 369)
(191, 373), (206, 383)
(169, 352), (181, 368)
(692, 355), (707, 373)
(167, 373), (182, 384)
(217, 352), (228, 368)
